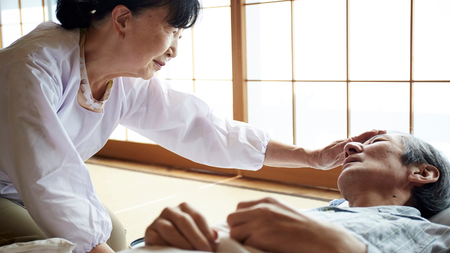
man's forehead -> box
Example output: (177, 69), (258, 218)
(363, 133), (400, 144)
(363, 133), (405, 148)
(363, 133), (387, 144)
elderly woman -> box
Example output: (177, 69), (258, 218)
(145, 133), (450, 253)
(0, 0), (382, 253)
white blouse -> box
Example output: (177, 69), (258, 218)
(0, 22), (269, 253)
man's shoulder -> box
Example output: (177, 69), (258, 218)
(309, 205), (425, 221)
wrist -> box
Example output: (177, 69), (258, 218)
(304, 148), (320, 169)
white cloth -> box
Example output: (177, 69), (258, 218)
(119, 221), (265, 253)
(0, 22), (269, 253)
(118, 238), (264, 253)
(0, 238), (75, 253)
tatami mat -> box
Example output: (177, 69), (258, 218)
(86, 160), (340, 247)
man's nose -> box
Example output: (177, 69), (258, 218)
(344, 142), (364, 157)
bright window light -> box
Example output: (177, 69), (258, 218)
(295, 82), (347, 149)
(349, 82), (410, 135)
(193, 7), (232, 80)
(413, 0), (450, 80)
(349, 0), (410, 80)
(293, 0), (347, 80)
(414, 83), (450, 159)
(248, 81), (293, 144)
(246, 1), (292, 80)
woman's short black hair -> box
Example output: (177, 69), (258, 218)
(56, 0), (201, 29)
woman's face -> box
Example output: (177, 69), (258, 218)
(122, 6), (181, 79)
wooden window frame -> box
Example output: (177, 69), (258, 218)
(98, 0), (448, 189)
(97, 0), (342, 189)
(0, 0), (49, 49)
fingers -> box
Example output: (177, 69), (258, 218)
(145, 219), (192, 249)
(178, 203), (216, 245)
(227, 206), (254, 228)
(144, 203), (214, 251)
(334, 129), (386, 153)
(228, 217), (254, 243)
(227, 206), (261, 242)
(144, 229), (168, 247)
(236, 197), (280, 210)
(236, 197), (298, 214)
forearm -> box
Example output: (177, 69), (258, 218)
(263, 139), (318, 168)
(88, 243), (114, 253)
(263, 130), (385, 170)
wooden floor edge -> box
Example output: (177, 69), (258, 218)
(87, 156), (342, 201)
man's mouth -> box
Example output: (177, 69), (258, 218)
(343, 157), (359, 167)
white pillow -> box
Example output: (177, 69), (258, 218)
(0, 238), (75, 253)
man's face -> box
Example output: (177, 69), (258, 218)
(338, 133), (411, 199)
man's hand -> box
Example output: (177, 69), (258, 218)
(311, 129), (386, 170)
(227, 197), (366, 253)
(144, 202), (217, 251)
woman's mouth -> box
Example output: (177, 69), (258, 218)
(153, 60), (165, 70)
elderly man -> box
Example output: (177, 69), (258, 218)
(144, 133), (450, 253)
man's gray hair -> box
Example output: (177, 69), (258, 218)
(400, 134), (450, 218)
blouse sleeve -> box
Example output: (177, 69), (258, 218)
(119, 77), (270, 170)
(1, 61), (111, 253)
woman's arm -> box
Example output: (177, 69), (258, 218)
(263, 129), (385, 170)
(120, 77), (269, 171)
(1, 60), (112, 253)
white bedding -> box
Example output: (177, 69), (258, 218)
(0, 238), (75, 253)
(119, 222), (264, 253)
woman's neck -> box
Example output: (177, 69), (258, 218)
(83, 25), (123, 100)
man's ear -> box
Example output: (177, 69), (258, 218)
(408, 164), (440, 186)
(111, 5), (132, 39)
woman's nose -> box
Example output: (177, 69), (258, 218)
(344, 142), (364, 157)
(165, 39), (178, 59)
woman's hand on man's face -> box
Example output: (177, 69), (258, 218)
(144, 202), (217, 251)
(312, 129), (387, 170)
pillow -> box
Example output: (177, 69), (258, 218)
(330, 199), (450, 226)
(0, 238), (75, 253)
(429, 207), (450, 226)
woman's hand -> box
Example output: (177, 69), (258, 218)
(264, 129), (385, 170)
(144, 202), (217, 251)
(311, 129), (386, 170)
(227, 197), (366, 253)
